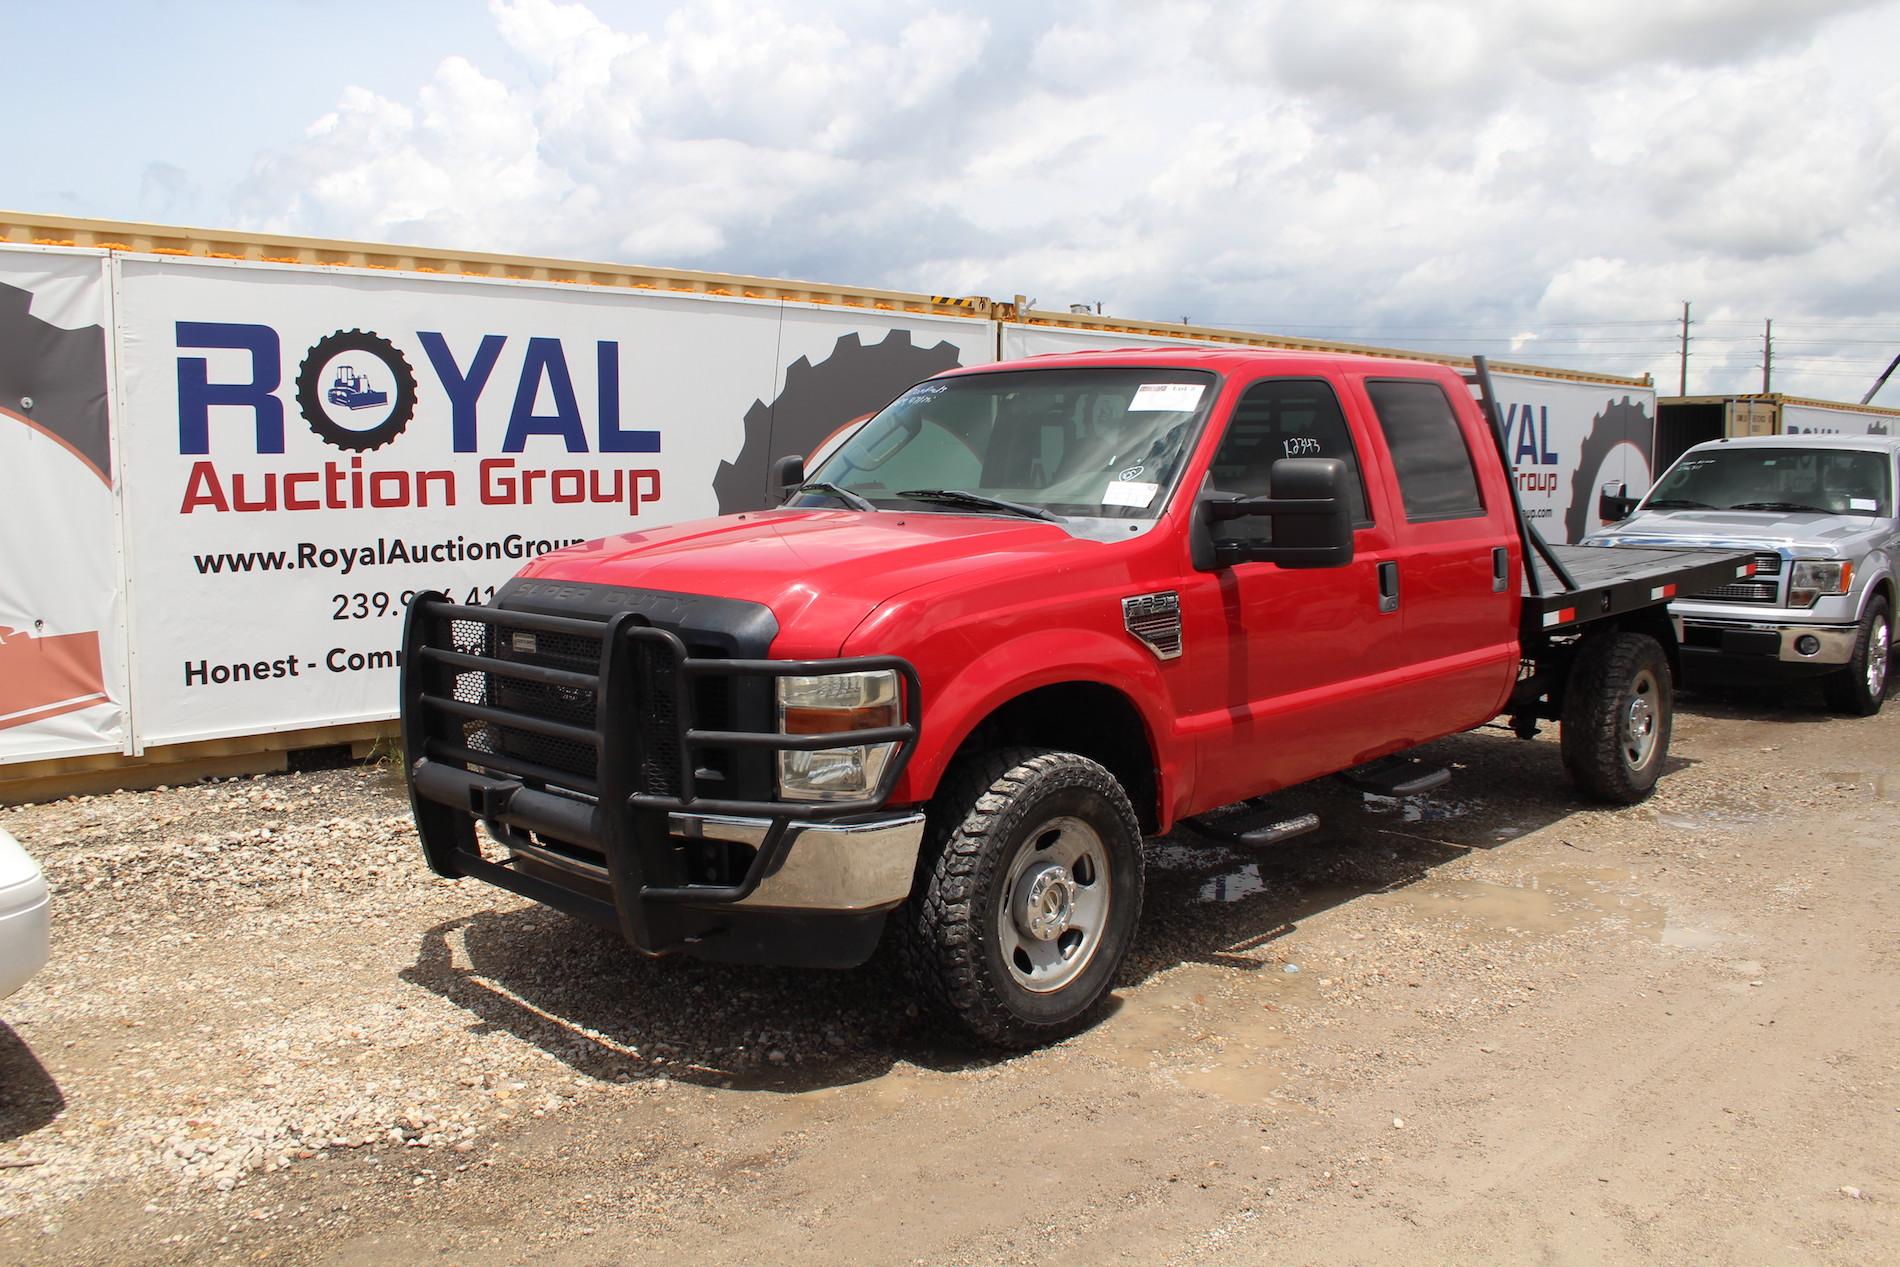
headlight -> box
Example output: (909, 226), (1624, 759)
(775, 671), (901, 801)
(1789, 560), (1852, 607)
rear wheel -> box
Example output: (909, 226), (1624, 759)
(900, 747), (1144, 1048)
(1824, 596), (1889, 716)
(1561, 631), (1672, 804)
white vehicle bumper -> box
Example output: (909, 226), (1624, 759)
(0, 828), (50, 1000)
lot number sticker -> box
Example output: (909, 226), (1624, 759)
(1129, 383), (1204, 412)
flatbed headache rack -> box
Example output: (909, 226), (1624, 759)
(1463, 355), (1755, 638)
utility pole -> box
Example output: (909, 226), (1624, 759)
(1762, 319), (1773, 394)
(1678, 301), (1691, 395)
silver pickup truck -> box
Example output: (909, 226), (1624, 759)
(1586, 434), (1900, 715)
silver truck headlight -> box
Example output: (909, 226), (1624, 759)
(1790, 560), (1852, 607)
(775, 671), (900, 801)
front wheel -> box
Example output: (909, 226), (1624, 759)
(1561, 631), (1672, 805)
(1823, 596), (1889, 716)
(900, 748), (1144, 1048)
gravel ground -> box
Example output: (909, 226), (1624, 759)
(1, 686), (1896, 1264)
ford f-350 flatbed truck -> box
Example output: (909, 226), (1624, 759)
(400, 349), (1751, 1046)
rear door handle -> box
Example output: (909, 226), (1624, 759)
(1493, 546), (1509, 593)
(1378, 560), (1400, 613)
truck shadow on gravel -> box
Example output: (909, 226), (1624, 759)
(0, 1023), (64, 1143)
(399, 726), (1683, 1090)
(1676, 680), (1847, 723)
(401, 908), (959, 1094)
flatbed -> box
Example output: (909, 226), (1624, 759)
(1521, 543), (1755, 636)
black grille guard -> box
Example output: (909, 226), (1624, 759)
(399, 592), (922, 950)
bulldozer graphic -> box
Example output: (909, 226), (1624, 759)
(326, 364), (388, 411)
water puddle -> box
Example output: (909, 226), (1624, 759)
(765, 1064), (958, 1128)
(1199, 863), (1270, 904)
(1659, 922), (1725, 950)
(1361, 793), (1479, 824)
(1092, 965), (1294, 1105)
(1654, 810), (1769, 833)
(1150, 839), (1235, 873)
(1820, 771), (1900, 800)
(1367, 866), (1684, 944)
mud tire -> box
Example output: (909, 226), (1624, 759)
(899, 748), (1144, 1049)
(1823, 596), (1890, 717)
(1561, 631), (1672, 805)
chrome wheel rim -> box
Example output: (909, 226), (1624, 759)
(1867, 616), (1889, 697)
(997, 815), (1110, 993)
(1622, 668), (1661, 770)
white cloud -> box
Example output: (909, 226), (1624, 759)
(232, 0), (1900, 399)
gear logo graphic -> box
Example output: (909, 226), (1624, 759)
(713, 330), (965, 512)
(1565, 396), (1654, 543)
(294, 329), (418, 452)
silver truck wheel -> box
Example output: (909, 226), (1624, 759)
(1825, 596), (1890, 717)
(900, 748), (1144, 1048)
(996, 814), (1112, 993)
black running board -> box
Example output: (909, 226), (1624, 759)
(1337, 758), (1451, 798)
(1182, 810), (1321, 848)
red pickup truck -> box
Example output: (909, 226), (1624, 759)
(400, 348), (1749, 1046)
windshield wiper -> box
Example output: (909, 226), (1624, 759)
(1727, 501), (1829, 514)
(788, 481), (876, 512)
(1643, 498), (1715, 510)
(896, 488), (1061, 522)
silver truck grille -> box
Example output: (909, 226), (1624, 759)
(1750, 552), (1783, 576)
(1694, 580), (1779, 604)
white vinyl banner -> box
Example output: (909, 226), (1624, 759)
(0, 246), (131, 764)
(113, 256), (992, 747)
(1780, 402), (1897, 438)
(1001, 324), (1655, 543)
(1001, 323), (1211, 361)
(1490, 372), (1656, 543)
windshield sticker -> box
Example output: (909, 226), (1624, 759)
(1852, 498), (1878, 510)
(1119, 464), (1145, 481)
(1129, 383), (1205, 412)
(1104, 479), (1160, 508)
(899, 383), (948, 400)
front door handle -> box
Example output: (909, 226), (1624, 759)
(1493, 546), (1509, 593)
(1378, 560), (1400, 613)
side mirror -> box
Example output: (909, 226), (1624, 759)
(768, 454), (805, 498)
(1203, 457), (1355, 569)
(1597, 480), (1637, 522)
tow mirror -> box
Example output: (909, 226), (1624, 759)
(769, 454), (805, 497)
(1598, 480), (1637, 522)
(1202, 457), (1355, 569)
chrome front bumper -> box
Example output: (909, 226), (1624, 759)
(671, 810), (925, 911)
(1675, 616), (1859, 665)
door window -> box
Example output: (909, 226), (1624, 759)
(1365, 380), (1486, 521)
(1208, 379), (1370, 541)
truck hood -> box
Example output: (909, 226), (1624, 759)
(516, 508), (1090, 654)
(1586, 508), (1881, 557)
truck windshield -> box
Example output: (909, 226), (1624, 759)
(795, 367), (1217, 520)
(1644, 447), (1892, 517)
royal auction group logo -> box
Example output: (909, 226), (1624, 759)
(173, 320), (664, 516)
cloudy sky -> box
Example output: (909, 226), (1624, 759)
(6, 0), (1900, 400)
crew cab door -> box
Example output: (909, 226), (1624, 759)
(1176, 375), (1405, 807)
(1349, 375), (1521, 735)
